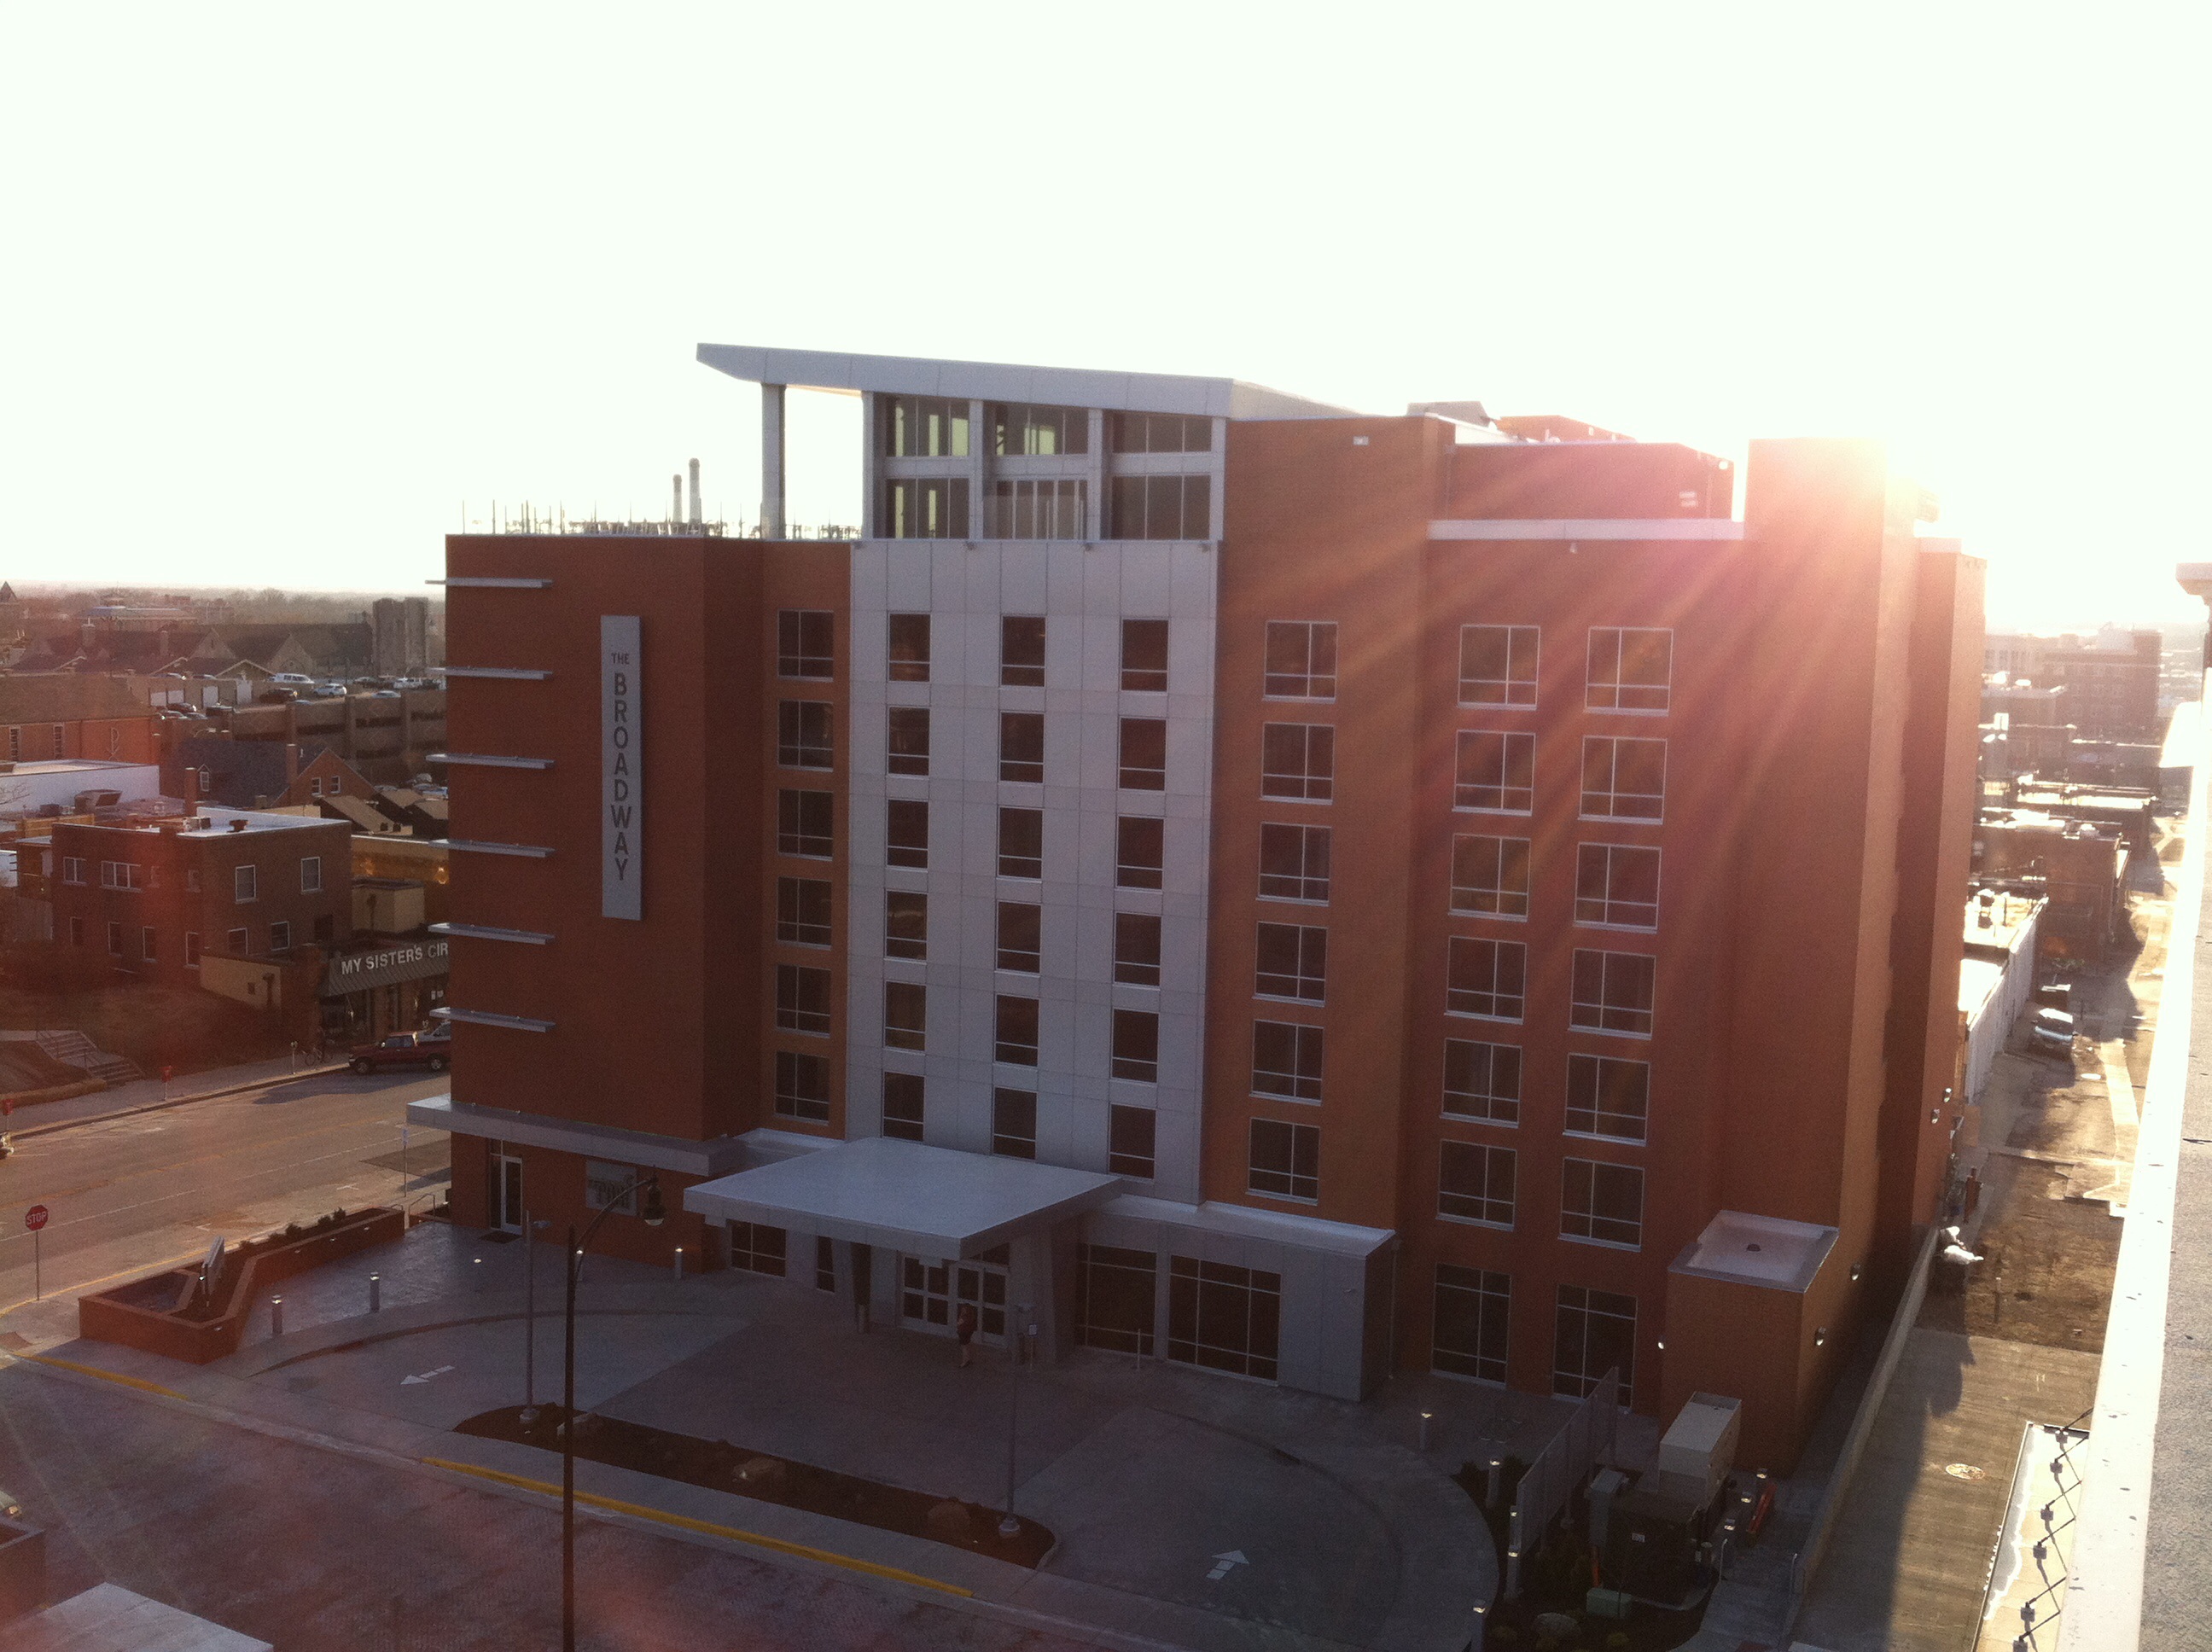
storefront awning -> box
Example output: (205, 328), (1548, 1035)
(683, 1136), (1122, 1260)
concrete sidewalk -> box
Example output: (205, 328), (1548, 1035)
(4, 1050), (349, 1135)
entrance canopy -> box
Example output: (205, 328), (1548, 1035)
(683, 1136), (1123, 1261)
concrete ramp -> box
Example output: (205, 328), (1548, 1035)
(8, 1584), (271, 1651)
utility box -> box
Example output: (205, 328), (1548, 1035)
(1654, 1392), (1742, 1505)
(1586, 1587), (1633, 1620)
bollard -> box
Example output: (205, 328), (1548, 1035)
(270, 1295), (284, 1337)
(369, 1273), (381, 1313)
(1419, 1411), (1434, 1452)
(1487, 1457), (1503, 1508)
(672, 1247), (684, 1282)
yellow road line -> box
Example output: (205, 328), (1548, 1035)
(17, 1352), (186, 1399)
(419, 1457), (972, 1597)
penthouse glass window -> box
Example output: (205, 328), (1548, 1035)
(1580, 736), (1666, 821)
(997, 901), (1041, 973)
(1000, 616), (1046, 686)
(1570, 949), (1656, 1037)
(776, 964), (832, 1036)
(1110, 410), (1213, 454)
(1120, 718), (1167, 789)
(776, 876), (832, 946)
(1109, 1105), (1156, 1178)
(1459, 625), (1539, 707)
(1252, 1020), (1324, 1102)
(1254, 922), (1326, 1002)
(1111, 1008), (1159, 1083)
(1168, 1257), (1279, 1380)
(1434, 1265), (1510, 1385)
(881, 1072), (925, 1141)
(992, 1088), (1038, 1158)
(1078, 1244), (1158, 1355)
(884, 890), (928, 960)
(887, 613), (931, 682)
(882, 394), (970, 457)
(1454, 730), (1534, 813)
(1575, 844), (1661, 929)
(995, 995), (1039, 1066)
(1116, 816), (1164, 889)
(999, 712), (1045, 782)
(989, 402), (1088, 456)
(885, 477), (969, 539)
(1448, 936), (1527, 1021)
(1562, 1159), (1644, 1248)
(1264, 621), (1337, 701)
(1451, 835), (1532, 918)
(885, 798), (928, 869)
(1111, 474), (1210, 540)
(777, 701), (833, 769)
(777, 609), (835, 679)
(1248, 1118), (1319, 1203)
(774, 1050), (831, 1122)
(1440, 1141), (1516, 1228)
(1443, 1038), (1522, 1125)
(1586, 627), (1673, 713)
(1121, 620), (1169, 692)
(886, 707), (931, 776)
(998, 807), (1043, 879)
(1567, 1053), (1650, 1142)
(884, 980), (926, 1050)
(989, 479), (1086, 539)
(1555, 1285), (1636, 1399)
(1114, 912), (1161, 986)
(1258, 823), (1330, 902)
(1261, 724), (1334, 801)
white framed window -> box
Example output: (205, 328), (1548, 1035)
(100, 861), (145, 891)
(327, 777), (341, 795)
(1254, 922), (1327, 1002)
(1562, 1159), (1644, 1248)
(234, 864), (259, 903)
(1252, 1020), (1324, 1101)
(584, 1160), (640, 1214)
(777, 609), (835, 679)
(1574, 844), (1660, 929)
(731, 1221), (789, 1276)
(61, 857), (85, 886)
(300, 856), (323, 894)
(1260, 723), (1334, 800)
(1263, 621), (1337, 700)
(1248, 1118), (1319, 1203)
(1570, 949), (1656, 1038)
(1580, 736), (1665, 821)
(1433, 1265), (1510, 1385)
(1454, 731), (1534, 813)
(184, 931), (201, 969)
(1258, 823), (1330, 903)
(1447, 936), (1526, 1021)
(269, 921), (292, 954)
(777, 964), (833, 1035)
(1451, 835), (1532, 917)
(1459, 625), (1539, 707)
(1586, 627), (1673, 713)
(1110, 1008), (1158, 1083)
(1567, 1053), (1650, 1141)
(1553, 1285), (1636, 1398)
(1443, 1038), (1522, 1125)
(308, 779), (323, 798)
(774, 1051), (831, 1122)
(777, 700), (834, 769)
(226, 926), (247, 952)
(1440, 1140), (1516, 1227)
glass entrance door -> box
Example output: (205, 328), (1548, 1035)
(495, 1155), (524, 1233)
(900, 1258), (1008, 1345)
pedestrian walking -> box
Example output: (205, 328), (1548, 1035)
(956, 1300), (977, 1368)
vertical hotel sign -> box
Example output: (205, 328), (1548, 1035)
(602, 616), (642, 919)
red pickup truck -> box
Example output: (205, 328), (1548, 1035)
(347, 1029), (451, 1075)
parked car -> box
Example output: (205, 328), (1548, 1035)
(348, 1029), (451, 1074)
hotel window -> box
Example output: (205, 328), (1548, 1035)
(227, 927), (247, 952)
(885, 798), (927, 868)
(1115, 816), (1164, 889)
(1433, 1265), (1511, 1385)
(1454, 730), (1534, 813)
(1586, 627), (1673, 713)
(1121, 620), (1169, 692)
(817, 1236), (836, 1291)
(881, 1072), (925, 1141)
(1575, 844), (1661, 929)
(1451, 835), (1532, 918)
(300, 856), (323, 894)
(992, 1087), (1038, 1158)
(777, 609), (835, 679)
(1567, 1054), (1650, 1141)
(885, 477), (969, 538)
(1443, 1038), (1522, 1125)
(987, 479), (1086, 539)
(989, 401), (1087, 456)
(141, 927), (157, 962)
(1248, 1118), (1319, 1203)
(886, 707), (930, 776)
(778, 701), (833, 769)
(999, 712), (1045, 782)
(882, 394), (969, 457)
(1252, 1020), (1324, 1102)
(1254, 922), (1326, 1002)
(1111, 474), (1209, 540)
(1459, 624), (1540, 707)
(269, 921), (292, 954)
(1000, 615), (1047, 686)
(1448, 937), (1527, 1021)
(995, 995), (1039, 1066)
(1440, 1140), (1516, 1228)
(1580, 736), (1666, 821)
(1258, 823), (1330, 903)
(997, 901), (1041, 973)
(1264, 621), (1338, 701)
(1111, 1008), (1158, 1083)
(1120, 718), (1166, 789)
(1109, 1106), (1156, 1178)
(1260, 724), (1334, 801)
(1110, 410), (1213, 454)
(61, 857), (84, 885)
(1562, 1159), (1644, 1248)
(1113, 912), (1161, 986)
(234, 864), (259, 903)
(887, 613), (931, 682)
(1078, 1243), (1160, 1356)
(585, 1160), (641, 1215)
(779, 791), (835, 859)
(730, 1222), (788, 1277)
(884, 981), (927, 1050)
(774, 1050), (831, 1122)
(777, 964), (832, 1035)
(884, 890), (928, 960)
(1167, 1257), (1279, 1380)
(1570, 949), (1656, 1037)
(777, 877), (832, 946)
(184, 932), (201, 967)
(1554, 1285), (1636, 1399)
(998, 807), (1043, 879)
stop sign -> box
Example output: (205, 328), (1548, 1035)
(24, 1205), (48, 1231)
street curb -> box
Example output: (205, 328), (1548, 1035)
(6, 1065), (352, 1139)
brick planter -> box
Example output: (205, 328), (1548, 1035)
(79, 1207), (403, 1364)
(0, 1517), (47, 1622)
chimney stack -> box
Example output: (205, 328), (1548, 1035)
(671, 474), (683, 525)
(688, 457), (702, 526)
(284, 742), (300, 785)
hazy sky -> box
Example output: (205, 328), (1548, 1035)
(4, 4), (2204, 631)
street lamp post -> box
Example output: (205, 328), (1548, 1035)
(522, 1215), (550, 1422)
(562, 1172), (664, 1652)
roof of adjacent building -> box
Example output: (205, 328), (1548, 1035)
(166, 734), (330, 810)
(0, 674), (149, 723)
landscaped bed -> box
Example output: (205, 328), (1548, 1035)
(457, 1404), (1053, 1568)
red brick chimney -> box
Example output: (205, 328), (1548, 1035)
(284, 742), (300, 785)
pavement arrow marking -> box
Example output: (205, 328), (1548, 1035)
(1207, 1550), (1249, 1581)
(400, 1364), (456, 1386)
